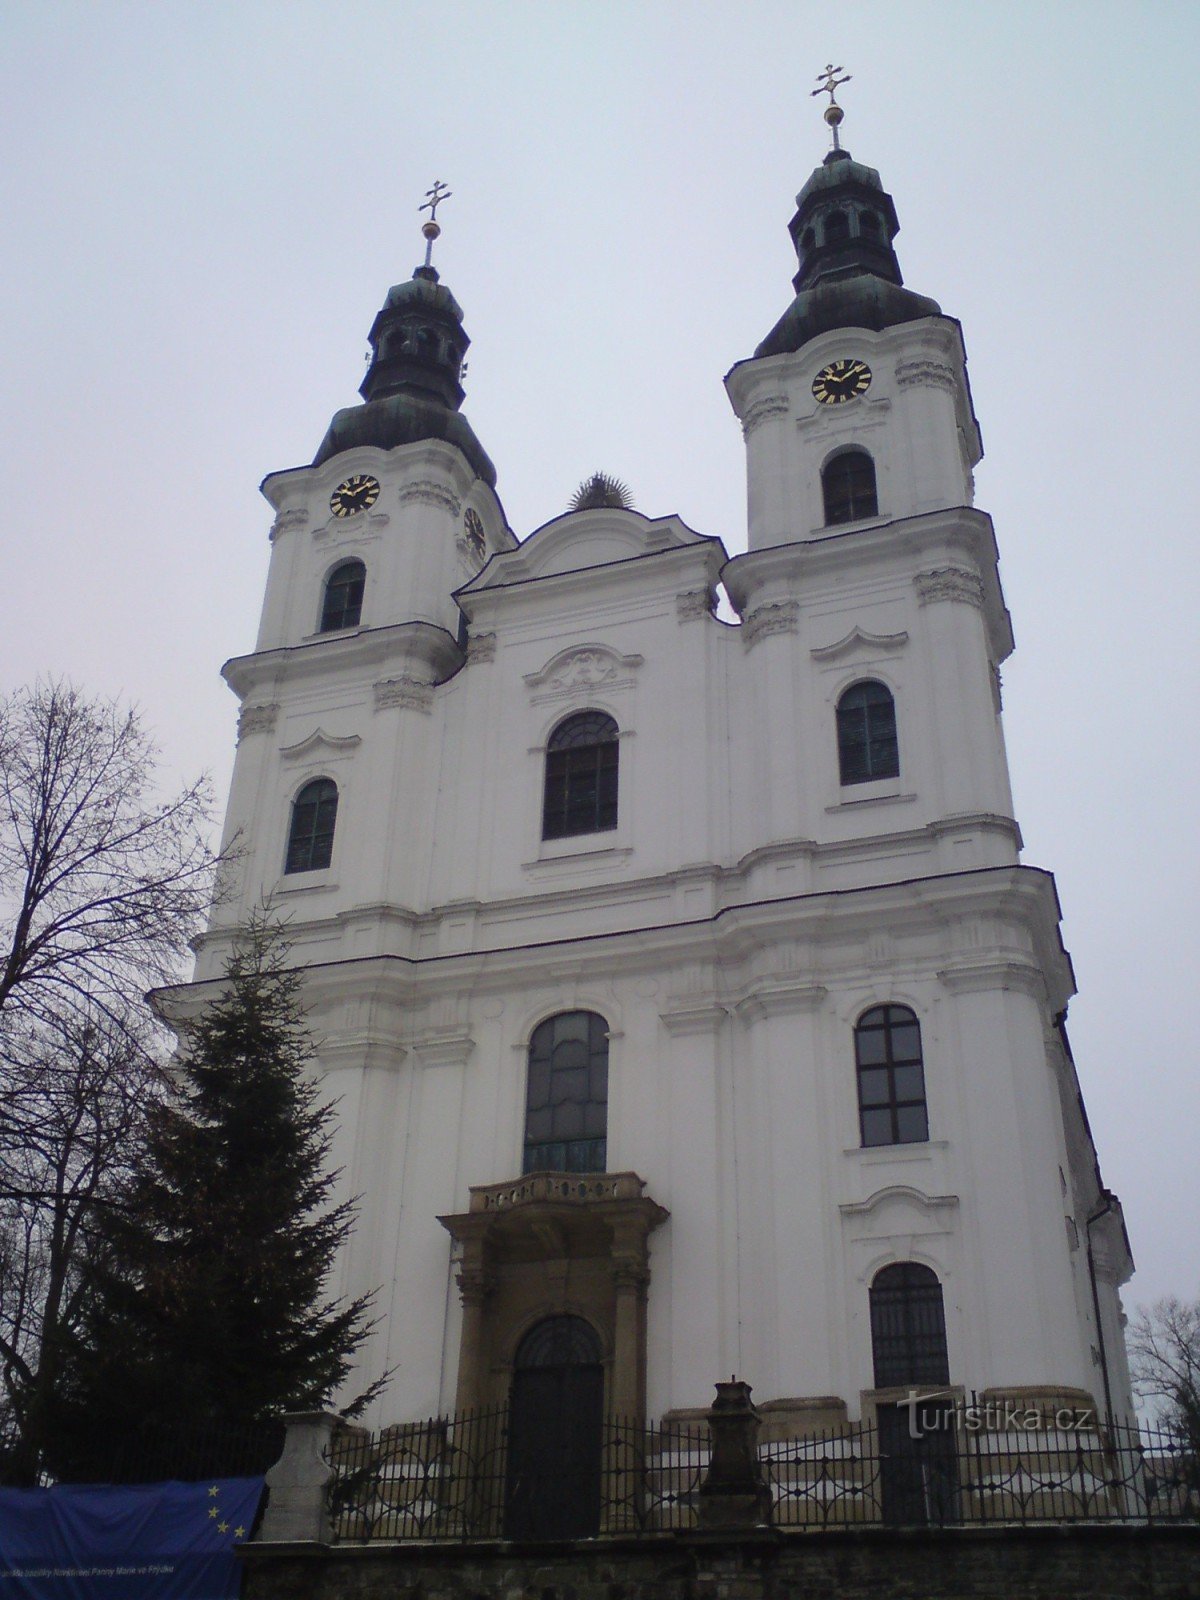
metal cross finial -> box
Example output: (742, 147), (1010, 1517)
(812, 64), (851, 150)
(812, 64), (851, 106)
(419, 179), (452, 267)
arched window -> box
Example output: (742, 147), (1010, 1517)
(320, 560), (365, 633)
(523, 1011), (609, 1173)
(822, 448), (878, 525)
(869, 1263), (949, 1388)
(837, 680), (898, 784)
(855, 1004), (928, 1146)
(542, 711), (618, 839)
(859, 209), (881, 236)
(284, 778), (338, 874)
(824, 209), (849, 244)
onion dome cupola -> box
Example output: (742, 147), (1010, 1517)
(313, 182), (496, 484)
(754, 70), (941, 358)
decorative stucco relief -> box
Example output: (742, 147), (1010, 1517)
(896, 359), (957, 393)
(740, 395), (789, 437)
(237, 702), (279, 740)
(914, 567), (984, 608)
(676, 588), (715, 622)
(743, 599), (800, 649)
(269, 508), (308, 541)
(525, 644), (644, 703)
(465, 632), (497, 666)
(398, 481), (461, 516)
(373, 676), (434, 713)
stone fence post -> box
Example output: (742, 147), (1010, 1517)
(696, 1379), (774, 1528)
(257, 1411), (339, 1543)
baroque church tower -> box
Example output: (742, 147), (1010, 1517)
(176, 101), (1133, 1489)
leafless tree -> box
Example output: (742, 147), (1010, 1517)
(0, 680), (217, 1040)
(0, 681), (219, 1481)
(0, 1011), (158, 1481)
(1129, 1295), (1200, 1455)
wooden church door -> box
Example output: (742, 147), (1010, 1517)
(505, 1315), (604, 1539)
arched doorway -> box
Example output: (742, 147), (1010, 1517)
(505, 1315), (604, 1539)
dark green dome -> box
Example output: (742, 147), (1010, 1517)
(753, 147), (942, 360)
(313, 391), (496, 484)
(312, 262), (495, 484)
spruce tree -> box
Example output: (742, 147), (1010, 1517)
(52, 918), (376, 1476)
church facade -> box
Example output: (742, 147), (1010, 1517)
(179, 128), (1134, 1448)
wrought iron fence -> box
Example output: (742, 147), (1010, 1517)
(763, 1416), (1198, 1529)
(325, 1408), (1196, 1543)
(327, 1409), (710, 1541)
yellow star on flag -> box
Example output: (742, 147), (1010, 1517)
(208, 1507), (219, 1519)
(234, 1527), (246, 1540)
(208, 1486), (220, 1497)
(218, 1521), (229, 1534)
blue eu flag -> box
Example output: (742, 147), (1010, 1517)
(0, 1477), (265, 1600)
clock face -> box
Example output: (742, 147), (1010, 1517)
(329, 474), (380, 518)
(463, 508), (486, 559)
(812, 358), (872, 406)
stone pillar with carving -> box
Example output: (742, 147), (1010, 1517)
(453, 1242), (493, 1415)
(257, 1411), (339, 1543)
(697, 1379), (774, 1528)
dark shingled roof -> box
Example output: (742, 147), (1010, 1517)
(313, 391), (497, 485)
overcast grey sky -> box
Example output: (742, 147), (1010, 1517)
(2, 0), (1197, 1316)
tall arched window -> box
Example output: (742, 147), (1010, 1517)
(822, 448), (878, 526)
(869, 1263), (949, 1388)
(284, 778), (338, 874)
(542, 711), (619, 839)
(320, 560), (365, 633)
(837, 680), (898, 784)
(855, 1004), (928, 1146)
(523, 1011), (609, 1173)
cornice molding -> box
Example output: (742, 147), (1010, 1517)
(658, 1002), (727, 1036)
(936, 957), (1046, 997)
(732, 979), (828, 1021)
(373, 676), (435, 713)
(914, 566), (984, 609)
(839, 1184), (960, 1219)
(412, 1032), (475, 1068)
(278, 727), (362, 761)
(810, 625), (909, 663)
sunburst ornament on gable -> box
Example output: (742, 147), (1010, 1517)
(569, 472), (634, 512)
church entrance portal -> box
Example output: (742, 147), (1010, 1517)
(505, 1315), (604, 1539)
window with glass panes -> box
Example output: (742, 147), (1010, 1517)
(836, 680), (898, 784)
(869, 1263), (949, 1388)
(284, 778), (338, 874)
(320, 560), (366, 632)
(523, 1011), (608, 1174)
(542, 712), (618, 839)
(855, 1004), (928, 1146)
(822, 448), (878, 526)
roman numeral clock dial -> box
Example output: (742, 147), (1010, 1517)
(329, 474), (380, 518)
(812, 358), (872, 405)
